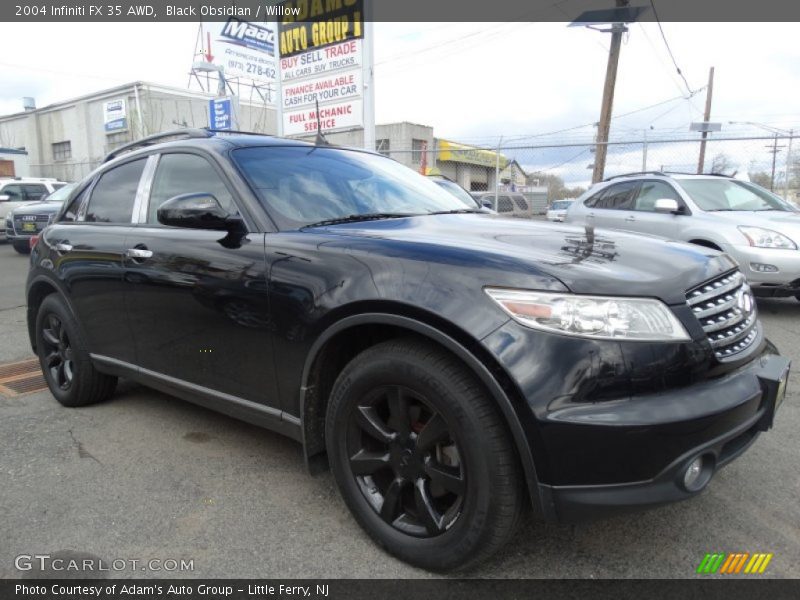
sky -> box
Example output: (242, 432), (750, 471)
(1, 21), (799, 186)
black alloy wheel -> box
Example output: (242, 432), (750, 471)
(35, 294), (117, 407)
(40, 313), (75, 390)
(326, 338), (524, 571)
(347, 384), (465, 537)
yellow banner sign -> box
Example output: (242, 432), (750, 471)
(437, 140), (508, 169)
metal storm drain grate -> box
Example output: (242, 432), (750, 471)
(0, 357), (47, 397)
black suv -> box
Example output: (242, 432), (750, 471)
(26, 130), (790, 571)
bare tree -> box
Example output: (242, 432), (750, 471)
(709, 152), (735, 175)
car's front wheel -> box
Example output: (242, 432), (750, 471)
(326, 338), (524, 571)
(12, 241), (30, 254)
(35, 294), (117, 407)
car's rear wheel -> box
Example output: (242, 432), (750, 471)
(35, 294), (117, 407)
(12, 241), (30, 255)
(326, 338), (524, 571)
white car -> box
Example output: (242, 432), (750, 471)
(0, 178), (68, 240)
(546, 199), (574, 222)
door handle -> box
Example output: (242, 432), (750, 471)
(125, 247), (153, 259)
(586, 212), (595, 219)
(624, 216), (636, 222)
(54, 242), (72, 253)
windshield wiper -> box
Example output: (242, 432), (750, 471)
(301, 213), (417, 229)
(426, 208), (484, 215)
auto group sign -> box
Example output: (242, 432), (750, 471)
(277, 0), (366, 136)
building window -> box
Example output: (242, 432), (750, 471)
(376, 139), (390, 156)
(106, 131), (130, 152)
(412, 139), (426, 163)
(52, 141), (72, 161)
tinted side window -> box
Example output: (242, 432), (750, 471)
(85, 159), (146, 223)
(634, 181), (681, 212)
(148, 153), (235, 224)
(497, 196), (514, 213)
(2, 184), (24, 200)
(22, 184), (47, 200)
(61, 184), (91, 222)
(593, 182), (638, 210)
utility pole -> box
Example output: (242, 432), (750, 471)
(642, 127), (650, 171)
(766, 135), (786, 192)
(697, 66), (715, 173)
(783, 130), (793, 200)
(591, 0), (628, 184)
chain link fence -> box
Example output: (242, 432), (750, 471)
(26, 133), (799, 212)
(384, 134), (798, 209)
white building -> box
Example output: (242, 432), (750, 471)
(0, 81), (277, 182)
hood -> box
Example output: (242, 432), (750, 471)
(10, 201), (63, 216)
(313, 214), (737, 305)
(705, 209), (800, 236)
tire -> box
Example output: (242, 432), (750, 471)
(325, 338), (524, 571)
(12, 241), (30, 255)
(35, 294), (117, 407)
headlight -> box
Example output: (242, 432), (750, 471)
(485, 288), (690, 341)
(738, 226), (796, 249)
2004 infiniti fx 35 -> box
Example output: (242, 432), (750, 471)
(26, 130), (790, 571)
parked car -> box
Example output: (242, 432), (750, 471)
(473, 191), (533, 218)
(26, 131), (790, 571)
(0, 178), (68, 241)
(5, 182), (77, 254)
(565, 172), (800, 301)
(426, 175), (482, 209)
(546, 199), (574, 222)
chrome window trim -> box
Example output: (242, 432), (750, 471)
(132, 153), (160, 224)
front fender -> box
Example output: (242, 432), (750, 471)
(299, 312), (556, 521)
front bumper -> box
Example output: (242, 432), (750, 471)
(724, 244), (800, 295)
(544, 352), (790, 522)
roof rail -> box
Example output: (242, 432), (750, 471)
(204, 128), (273, 137)
(662, 170), (733, 178)
(603, 171), (667, 181)
(104, 128), (213, 162)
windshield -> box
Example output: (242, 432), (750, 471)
(43, 182), (77, 203)
(233, 146), (468, 229)
(550, 200), (572, 210)
(679, 179), (793, 212)
(432, 178), (480, 208)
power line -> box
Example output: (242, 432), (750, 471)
(498, 90), (704, 145)
(649, 0), (695, 95)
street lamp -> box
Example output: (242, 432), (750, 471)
(729, 121), (794, 198)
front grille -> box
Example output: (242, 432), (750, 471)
(13, 214), (50, 234)
(686, 270), (758, 360)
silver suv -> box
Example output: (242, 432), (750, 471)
(565, 172), (800, 301)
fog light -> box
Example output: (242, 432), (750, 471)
(750, 262), (779, 273)
(682, 455), (713, 492)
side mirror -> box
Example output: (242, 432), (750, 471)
(0, 194), (9, 202)
(481, 199), (493, 209)
(654, 198), (680, 214)
(157, 193), (240, 231)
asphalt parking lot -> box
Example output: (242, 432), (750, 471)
(1, 240), (798, 579)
